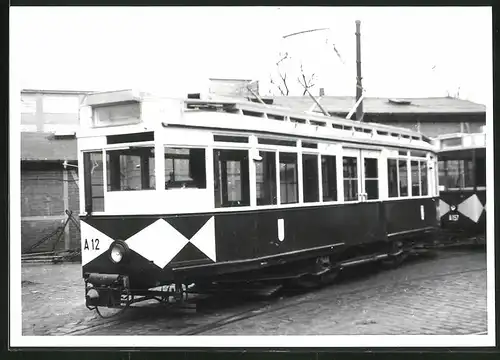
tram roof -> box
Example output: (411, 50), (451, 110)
(81, 90), (437, 146)
(433, 131), (486, 155)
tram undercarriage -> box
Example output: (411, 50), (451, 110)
(84, 231), (440, 317)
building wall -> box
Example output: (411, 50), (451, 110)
(21, 165), (80, 253)
(21, 91), (86, 133)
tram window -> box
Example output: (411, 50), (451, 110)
(411, 160), (420, 196)
(398, 159), (408, 196)
(303, 154), (319, 203)
(364, 158), (379, 200)
(258, 138), (297, 147)
(322, 155), (337, 202)
(439, 159), (475, 189)
(83, 151), (105, 212)
(279, 152), (298, 204)
(420, 161), (428, 195)
(256, 151), (277, 205)
(164, 148), (206, 189)
(438, 160), (447, 188)
(214, 149), (250, 208)
(464, 159), (474, 187)
(343, 156), (358, 201)
(302, 142), (318, 149)
(476, 157), (486, 187)
(107, 146), (155, 191)
(387, 159), (398, 198)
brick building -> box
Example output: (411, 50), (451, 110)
(20, 89), (89, 253)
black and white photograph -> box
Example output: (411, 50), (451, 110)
(9, 6), (494, 348)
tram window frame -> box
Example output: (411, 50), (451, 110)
(321, 155), (337, 202)
(302, 153), (320, 203)
(279, 152), (299, 204)
(106, 145), (156, 192)
(214, 149), (250, 208)
(343, 156), (358, 202)
(83, 151), (105, 213)
(256, 151), (277, 206)
(164, 147), (207, 189)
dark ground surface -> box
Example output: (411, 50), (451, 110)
(21, 247), (488, 336)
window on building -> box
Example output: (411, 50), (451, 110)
(256, 151), (277, 205)
(107, 146), (156, 191)
(387, 159), (398, 198)
(165, 148), (206, 189)
(279, 152), (298, 204)
(364, 158), (379, 200)
(343, 156), (358, 201)
(83, 151), (105, 212)
(398, 158), (408, 196)
(321, 155), (337, 202)
(303, 154), (319, 203)
(214, 149), (250, 207)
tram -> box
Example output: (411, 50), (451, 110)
(77, 89), (441, 311)
(434, 131), (486, 243)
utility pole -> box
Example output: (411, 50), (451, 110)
(355, 20), (364, 122)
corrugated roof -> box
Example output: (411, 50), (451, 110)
(21, 132), (77, 161)
(269, 96), (486, 114)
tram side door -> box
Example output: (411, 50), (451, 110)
(359, 150), (381, 202)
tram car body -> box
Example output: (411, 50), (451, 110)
(434, 131), (486, 241)
(77, 90), (441, 310)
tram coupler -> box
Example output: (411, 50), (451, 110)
(84, 273), (130, 309)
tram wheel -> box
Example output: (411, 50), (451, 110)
(289, 256), (338, 289)
(380, 241), (407, 269)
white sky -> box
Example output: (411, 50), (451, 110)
(10, 6), (492, 105)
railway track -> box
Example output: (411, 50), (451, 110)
(61, 246), (486, 336)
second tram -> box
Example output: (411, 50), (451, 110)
(434, 131), (487, 243)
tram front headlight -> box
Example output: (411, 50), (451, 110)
(109, 240), (129, 264)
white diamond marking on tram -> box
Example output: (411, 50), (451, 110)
(458, 194), (484, 223)
(126, 219), (188, 268)
(190, 217), (216, 262)
(80, 222), (116, 266)
(439, 199), (450, 217)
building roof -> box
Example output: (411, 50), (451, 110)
(21, 132), (77, 161)
(269, 96), (486, 115)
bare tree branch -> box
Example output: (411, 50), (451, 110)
(298, 63), (317, 95)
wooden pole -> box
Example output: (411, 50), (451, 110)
(355, 20), (364, 122)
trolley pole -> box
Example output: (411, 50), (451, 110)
(355, 20), (364, 122)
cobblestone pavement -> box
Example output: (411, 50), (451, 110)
(21, 263), (101, 335)
(21, 248), (488, 336)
